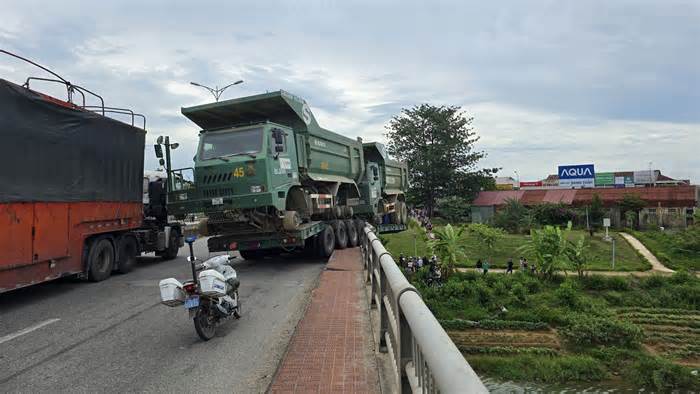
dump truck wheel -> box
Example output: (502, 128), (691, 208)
(283, 211), (301, 230)
(318, 225), (335, 258)
(116, 236), (138, 274)
(88, 238), (114, 282)
(345, 219), (358, 247)
(389, 210), (400, 224)
(397, 201), (408, 224)
(354, 219), (366, 242)
(332, 220), (348, 249)
(160, 230), (180, 260)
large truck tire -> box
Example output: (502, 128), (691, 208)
(354, 219), (366, 242)
(87, 238), (115, 282)
(283, 211), (301, 230)
(115, 235), (138, 274)
(389, 209), (400, 224)
(160, 230), (181, 260)
(318, 225), (335, 258)
(398, 201), (408, 224)
(332, 220), (348, 249)
(345, 219), (358, 247)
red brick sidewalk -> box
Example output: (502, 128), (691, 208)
(268, 248), (380, 393)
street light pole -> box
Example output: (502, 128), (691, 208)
(190, 80), (244, 102)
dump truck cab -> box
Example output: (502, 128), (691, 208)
(168, 121), (301, 232)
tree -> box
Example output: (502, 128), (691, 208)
(428, 224), (466, 279)
(436, 196), (470, 223)
(467, 223), (505, 262)
(588, 193), (605, 232)
(518, 224), (571, 279)
(385, 104), (498, 216)
(493, 198), (531, 234)
(619, 193), (646, 229)
(565, 235), (590, 278)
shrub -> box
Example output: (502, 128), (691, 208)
(630, 356), (700, 391)
(467, 354), (606, 383)
(439, 318), (549, 331)
(458, 346), (558, 356)
(578, 275), (629, 291)
(640, 274), (666, 289)
(560, 314), (644, 347)
(555, 280), (581, 308)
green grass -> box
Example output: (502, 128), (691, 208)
(466, 354), (607, 383)
(413, 271), (700, 390)
(383, 227), (650, 271)
(630, 230), (700, 271)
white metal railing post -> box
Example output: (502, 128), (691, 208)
(361, 225), (488, 394)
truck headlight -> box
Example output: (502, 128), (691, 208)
(178, 193), (188, 200)
(250, 185), (263, 193)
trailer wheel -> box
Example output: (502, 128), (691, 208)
(116, 236), (138, 274)
(239, 250), (266, 260)
(345, 219), (358, 247)
(160, 230), (180, 260)
(88, 238), (115, 282)
(318, 225), (335, 258)
(397, 201), (408, 224)
(332, 220), (348, 249)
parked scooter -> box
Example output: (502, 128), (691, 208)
(159, 236), (241, 340)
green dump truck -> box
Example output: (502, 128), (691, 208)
(166, 90), (407, 259)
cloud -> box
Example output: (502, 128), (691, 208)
(1, 0), (698, 182)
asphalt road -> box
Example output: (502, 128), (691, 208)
(0, 239), (326, 393)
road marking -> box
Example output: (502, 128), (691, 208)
(0, 318), (60, 345)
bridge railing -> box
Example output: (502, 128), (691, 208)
(360, 226), (487, 394)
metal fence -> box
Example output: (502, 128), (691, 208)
(360, 226), (487, 394)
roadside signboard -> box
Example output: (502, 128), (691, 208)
(558, 164), (595, 188)
(634, 170), (657, 184)
(519, 181), (543, 188)
(496, 183), (514, 190)
(595, 172), (614, 186)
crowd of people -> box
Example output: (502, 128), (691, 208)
(399, 253), (442, 285)
(475, 257), (538, 275)
(409, 208), (433, 232)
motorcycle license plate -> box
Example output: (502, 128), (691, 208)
(184, 296), (200, 309)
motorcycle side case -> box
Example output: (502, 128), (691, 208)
(159, 278), (185, 306)
(199, 269), (227, 297)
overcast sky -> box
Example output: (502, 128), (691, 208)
(2, 0), (698, 182)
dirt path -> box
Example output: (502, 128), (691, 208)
(619, 232), (675, 273)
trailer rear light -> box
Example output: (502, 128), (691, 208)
(229, 242), (238, 250)
(183, 283), (197, 294)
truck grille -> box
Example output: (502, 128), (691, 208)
(202, 188), (234, 198)
(202, 173), (232, 184)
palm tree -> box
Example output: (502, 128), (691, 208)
(407, 217), (427, 257)
(428, 224), (466, 279)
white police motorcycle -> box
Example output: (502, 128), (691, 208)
(159, 236), (241, 340)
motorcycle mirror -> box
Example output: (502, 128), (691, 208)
(156, 136), (164, 145)
(185, 235), (197, 244)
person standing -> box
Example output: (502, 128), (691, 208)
(476, 259), (483, 269)
(482, 260), (490, 275)
(506, 258), (514, 274)
(519, 257), (525, 271)
(417, 257), (424, 270)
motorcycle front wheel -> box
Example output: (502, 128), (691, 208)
(193, 307), (217, 341)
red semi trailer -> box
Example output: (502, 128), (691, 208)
(0, 63), (182, 293)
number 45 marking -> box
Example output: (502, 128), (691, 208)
(232, 167), (245, 177)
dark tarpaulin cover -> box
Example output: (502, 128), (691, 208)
(0, 79), (145, 203)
